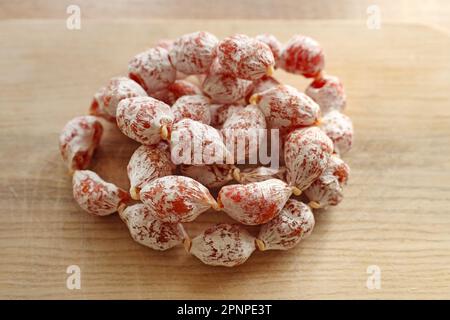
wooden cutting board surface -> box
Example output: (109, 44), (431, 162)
(1, 20), (450, 299)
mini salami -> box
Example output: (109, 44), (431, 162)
(127, 143), (176, 200)
(284, 126), (334, 191)
(209, 103), (245, 128)
(90, 77), (147, 121)
(305, 74), (346, 114)
(188, 223), (256, 267)
(169, 31), (218, 75)
(255, 33), (283, 67)
(155, 40), (190, 81)
(116, 96), (174, 145)
(202, 71), (252, 104)
(59, 116), (103, 173)
(245, 75), (280, 103)
(119, 203), (188, 251)
(320, 110), (354, 156)
(221, 105), (267, 163)
(280, 35), (324, 78)
(169, 119), (230, 165)
(180, 164), (234, 189)
(256, 199), (315, 251)
(150, 79), (202, 105)
(216, 34), (275, 80)
(59, 31), (353, 268)
(217, 179), (294, 225)
(305, 154), (350, 209)
(72, 170), (130, 216)
(234, 166), (286, 184)
(128, 47), (176, 93)
(140, 175), (218, 223)
(171, 94), (211, 124)
(250, 84), (320, 134)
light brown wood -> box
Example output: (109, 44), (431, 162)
(2, 0), (450, 32)
(1, 20), (450, 299)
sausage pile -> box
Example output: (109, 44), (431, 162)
(59, 32), (353, 267)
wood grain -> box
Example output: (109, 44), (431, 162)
(2, 0), (450, 32)
(1, 20), (450, 299)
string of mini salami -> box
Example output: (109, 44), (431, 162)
(59, 32), (353, 267)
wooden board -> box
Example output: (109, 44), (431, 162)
(3, 0), (450, 32)
(1, 20), (450, 299)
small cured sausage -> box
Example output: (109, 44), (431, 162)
(188, 223), (256, 267)
(59, 116), (103, 173)
(140, 175), (218, 223)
